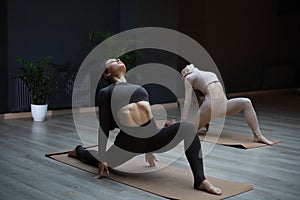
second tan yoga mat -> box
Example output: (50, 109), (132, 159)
(156, 120), (278, 149)
(199, 129), (279, 149)
(46, 148), (253, 200)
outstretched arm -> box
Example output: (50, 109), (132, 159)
(96, 88), (113, 178)
(182, 78), (193, 121)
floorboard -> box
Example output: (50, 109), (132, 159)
(0, 91), (299, 200)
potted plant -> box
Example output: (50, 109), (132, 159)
(16, 56), (56, 121)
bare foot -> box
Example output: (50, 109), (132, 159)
(199, 179), (222, 195)
(253, 134), (273, 145)
(68, 148), (78, 158)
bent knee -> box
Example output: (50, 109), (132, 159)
(241, 98), (252, 107)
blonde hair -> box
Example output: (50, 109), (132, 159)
(181, 64), (195, 77)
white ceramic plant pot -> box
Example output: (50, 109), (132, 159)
(31, 104), (48, 122)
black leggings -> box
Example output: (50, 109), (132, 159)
(75, 121), (205, 189)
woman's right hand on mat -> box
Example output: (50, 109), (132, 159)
(145, 153), (158, 167)
(94, 162), (109, 179)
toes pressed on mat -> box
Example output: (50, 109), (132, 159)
(199, 180), (222, 195)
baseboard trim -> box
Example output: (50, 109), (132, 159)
(0, 107), (99, 120)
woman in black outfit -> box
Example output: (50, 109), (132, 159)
(68, 58), (222, 195)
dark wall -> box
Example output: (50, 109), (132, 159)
(203, 0), (300, 92)
(120, 0), (180, 104)
(1, 0), (299, 113)
(178, 0), (206, 45)
(120, 0), (179, 67)
(0, 0), (8, 113)
(120, 0), (178, 31)
(5, 0), (120, 112)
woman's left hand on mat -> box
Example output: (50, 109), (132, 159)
(94, 162), (109, 179)
(145, 153), (158, 167)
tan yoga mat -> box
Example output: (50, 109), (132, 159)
(199, 129), (279, 149)
(155, 120), (279, 149)
(46, 148), (253, 200)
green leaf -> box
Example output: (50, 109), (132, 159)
(16, 56), (56, 105)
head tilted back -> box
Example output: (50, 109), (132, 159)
(181, 64), (196, 77)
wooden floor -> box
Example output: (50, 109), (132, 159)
(0, 90), (299, 200)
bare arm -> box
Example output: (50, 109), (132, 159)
(182, 78), (193, 121)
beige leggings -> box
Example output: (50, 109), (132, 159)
(195, 82), (261, 135)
